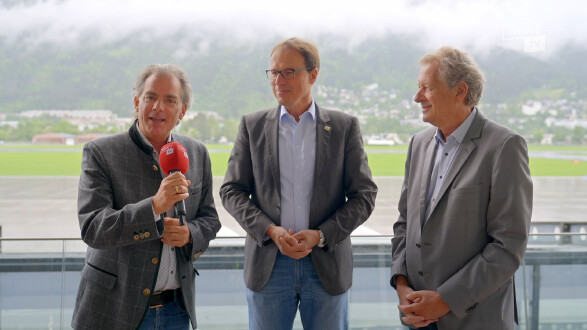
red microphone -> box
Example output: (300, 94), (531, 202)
(159, 142), (189, 225)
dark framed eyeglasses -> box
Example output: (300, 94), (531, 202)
(265, 68), (312, 80)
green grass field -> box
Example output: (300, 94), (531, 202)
(0, 144), (586, 176)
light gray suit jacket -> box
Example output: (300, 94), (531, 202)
(220, 104), (377, 296)
(72, 121), (221, 330)
(390, 111), (533, 330)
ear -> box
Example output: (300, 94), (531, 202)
(454, 81), (469, 104)
(179, 104), (188, 120)
(309, 68), (318, 84)
(133, 96), (140, 113)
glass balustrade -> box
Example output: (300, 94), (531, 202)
(0, 234), (586, 330)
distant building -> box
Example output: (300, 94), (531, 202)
(19, 109), (133, 131)
(75, 133), (108, 145)
(32, 133), (76, 145)
(367, 133), (403, 145)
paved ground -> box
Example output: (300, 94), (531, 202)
(0, 176), (586, 252)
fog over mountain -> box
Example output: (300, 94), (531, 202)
(0, 0), (585, 117)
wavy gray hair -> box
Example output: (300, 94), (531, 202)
(420, 46), (485, 107)
(133, 64), (192, 110)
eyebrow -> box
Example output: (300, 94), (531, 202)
(144, 91), (179, 99)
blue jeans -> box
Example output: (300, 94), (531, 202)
(246, 253), (348, 330)
(139, 297), (190, 330)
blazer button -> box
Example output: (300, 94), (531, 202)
(152, 258), (159, 265)
(139, 233), (145, 240)
(143, 289), (151, 296)
(193, 252), (202, 260)
(144, 231), (151, 238)
(133, 234), (140, 241)
(418, 271), (424, 276)
(152, 165), (159, 171)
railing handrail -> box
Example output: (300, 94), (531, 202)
(1, 232), (587, 241)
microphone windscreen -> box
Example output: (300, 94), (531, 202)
(159, 142), (189, 175)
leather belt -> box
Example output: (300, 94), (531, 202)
(149, 289), (180, 308)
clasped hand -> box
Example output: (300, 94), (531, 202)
(397, 290), (449, 328)
(267, 225), (320, 259)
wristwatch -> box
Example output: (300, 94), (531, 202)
(317, 230), (326, 248)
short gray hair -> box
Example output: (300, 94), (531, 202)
(420, 46), (485, 107)
(133, 64), (192, 108)
(271, 37), (320, 72)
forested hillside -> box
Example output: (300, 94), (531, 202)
(1, 33), (585, 118)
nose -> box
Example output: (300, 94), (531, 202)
(153, 98), (164, 111)
(414, 89), (424, 103)
(274, 72), (287, 84)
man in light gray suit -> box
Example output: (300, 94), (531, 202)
(390, 47), (533, 330)
(220, 37), (377, 329)
(72, 64), (221, 329)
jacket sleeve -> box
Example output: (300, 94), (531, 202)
(77, 142), (161, 249)
(438, 134), (533, 318)
(219, 116), (275, 246)
(316, 116), (378, 251)
(183, 145), (221, 260)
(390, 136), (414, 286)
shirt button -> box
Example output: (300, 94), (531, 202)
(171, 247), (175, 251)
(416, 243), (421, 248)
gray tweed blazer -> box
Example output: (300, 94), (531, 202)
(72, 121), (221, 330)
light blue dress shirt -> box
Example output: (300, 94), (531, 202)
(278, 102), (317, 232)
(425, 108), (477, 220)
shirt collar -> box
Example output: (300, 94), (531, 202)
(279, 99), (316, 122)
(435, 107), (477, 144)
(136, 122), (172, 154)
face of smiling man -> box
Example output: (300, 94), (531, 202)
(134, 72), (187, 152)
(269, 46), (317, 120)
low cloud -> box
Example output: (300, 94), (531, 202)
(1, 0), (584, 55)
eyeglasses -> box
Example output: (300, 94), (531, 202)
(265, 68), (312, 80)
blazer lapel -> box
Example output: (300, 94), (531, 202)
(426, 112), (485, 221)
(313, 105), (331, 191)
(419, 133), (437, 227)
(265, 106), (281, 195)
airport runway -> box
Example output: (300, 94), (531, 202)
(0, 176), (586, 251)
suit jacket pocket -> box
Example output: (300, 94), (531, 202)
(189, 184), (202, 196)
(82, 262), (117, 290)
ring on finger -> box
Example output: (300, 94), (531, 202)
(174, 186), (179, 194)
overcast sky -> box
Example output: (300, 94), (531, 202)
(1, 0), (585, 55)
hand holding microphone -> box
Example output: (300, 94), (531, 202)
(157, 142), (190, 225)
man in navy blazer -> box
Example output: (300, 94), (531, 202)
(72, 64), (221, 329)
(220, 37), (377, 329)
(390, 47), (532, 330)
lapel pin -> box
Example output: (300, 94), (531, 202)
(324, 125), (331, 131)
